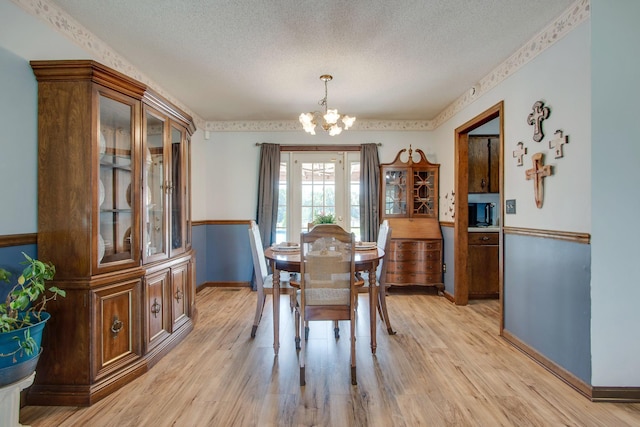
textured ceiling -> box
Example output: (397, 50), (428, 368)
(48, 0), (576, 122)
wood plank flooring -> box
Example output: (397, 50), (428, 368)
(20, 287), (640, 426)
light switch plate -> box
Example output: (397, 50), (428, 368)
(506, 199), (516, 214)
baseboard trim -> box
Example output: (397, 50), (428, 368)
(443, 290), (455, 303)
(502, 329), (592, 400)
(591, 386), (640, 403)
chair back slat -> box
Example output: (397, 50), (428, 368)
(248, 220), (269, 287)
(376, 220), (392, 281)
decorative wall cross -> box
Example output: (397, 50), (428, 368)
(549, 130), (568, 158)
(513, 142), (527, 166)
(525, 152), (552, 208)
(527, 100), (550, 142)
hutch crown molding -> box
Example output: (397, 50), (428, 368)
(29, 60), (196, 406)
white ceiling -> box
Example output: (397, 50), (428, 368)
(49, 0), (576, 123)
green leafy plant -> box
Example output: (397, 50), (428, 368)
(313, 213), (336, 225)
(0, 252), (65, 358)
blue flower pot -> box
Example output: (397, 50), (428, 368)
(0, 312), (50, 369)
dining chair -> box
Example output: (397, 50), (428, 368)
(375, 220), (396, 335)
(295, 224), (359, 386)
(248, 220), (292, 338)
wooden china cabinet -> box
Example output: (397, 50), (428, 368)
(380, 146), (444, 291)
(29, 60), (196, 406)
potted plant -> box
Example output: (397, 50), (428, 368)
(312, 212), (336, 225)
(0, 252), (65, 386)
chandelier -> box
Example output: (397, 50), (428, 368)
(299, 74), (356, 136)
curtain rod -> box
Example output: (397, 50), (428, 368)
(255, 142), (382, 151)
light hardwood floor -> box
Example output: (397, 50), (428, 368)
(21, 287), (640, 426)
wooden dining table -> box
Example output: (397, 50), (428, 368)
(264, 246), (385, 356)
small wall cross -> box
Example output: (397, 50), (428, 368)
(527, 101), (550, 142)
(549, 130), (568, 158)
(525, 152), (552, 208)
(513, 142), (527, 166)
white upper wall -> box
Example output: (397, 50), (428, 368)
(198, 131), (434, 220)
(0, 1), (90, 235)
(431, 21), (591, 233)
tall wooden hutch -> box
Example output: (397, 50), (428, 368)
(30, 60), (196, 406)
(380, 147), (443, 291)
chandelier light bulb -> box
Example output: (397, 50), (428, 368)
(299, 74), (355, 136)
(329, 124), (343, 136)
(324, 109), (340, 125)
(342, 115), (355, 129)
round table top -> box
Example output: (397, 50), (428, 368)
(264, 246), (384, 271)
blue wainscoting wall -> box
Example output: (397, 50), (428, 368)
(504, 232), (591, 384)
(192, 222), (253, 289)
(441, 224), (455, 297)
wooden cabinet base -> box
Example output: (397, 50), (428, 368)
(27, 319), (193, 406)
(27, 360), (148, 407)
(468, 233), (499, 299)
(384, 219), (443, 289)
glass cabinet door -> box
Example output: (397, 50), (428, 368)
(144, 109), (168, 261)
(98, 93), (138, 267)
(412, 168), (437, 217)
(184, 136), (192, 250)
(383, 168), (408, 216)
(169, 125), (186, 256)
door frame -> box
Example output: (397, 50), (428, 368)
(453, 101), (504, 327)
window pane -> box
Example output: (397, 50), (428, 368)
(349, 160), (361, 240)
(275, 161), (287, 244)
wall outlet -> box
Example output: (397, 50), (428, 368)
(506, 199), (516, 214)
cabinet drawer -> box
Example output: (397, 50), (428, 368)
(386, 272), (442, 285)
(468, 233), (498, 245)
(392, 240), (441, 251)
(390, 250), (441, 262)
(387, 259), (442, 274)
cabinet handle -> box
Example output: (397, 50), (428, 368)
(175, 288), (183, 302)
(481, 178), (486, 188)
(482, 236), (489, 241)
(111, 316), (124, 335)
(151, 298), (161, 318)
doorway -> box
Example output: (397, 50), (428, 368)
(453, 102), (503, 324)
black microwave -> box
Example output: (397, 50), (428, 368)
(469, 202), (494, 226)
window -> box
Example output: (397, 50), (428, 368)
(276, 151), (360, 243)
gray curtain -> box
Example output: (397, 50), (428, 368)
(256, 143), (280, 249)
(359, 143), (380, 242)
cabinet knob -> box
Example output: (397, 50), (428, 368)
(151, 298), (161, 318)
(111, 316), (124, 335)
(481, 178), (486, 188)
(482, 236), (489, 241)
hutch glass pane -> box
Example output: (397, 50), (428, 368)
(384, 169), (407, 215)
(145, 112), (166, 257)
(170, 126), (183, 251)
(413, 170), (436, 216)
(99, 95), (133, 265)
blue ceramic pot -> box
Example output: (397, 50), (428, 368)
(0, 312), (50, 369)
